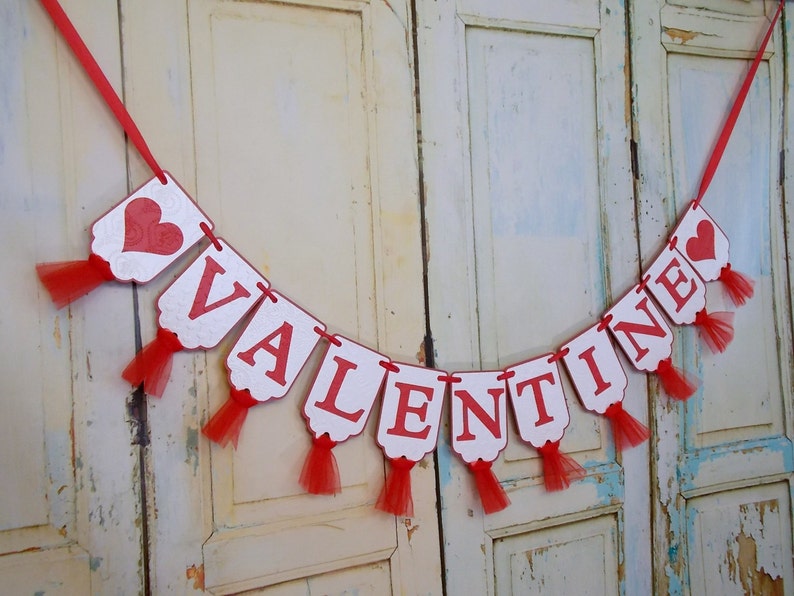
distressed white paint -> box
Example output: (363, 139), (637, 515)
(631, 1), (794, 593)
(0, 0), (143, 592)
(4, 0), (793, 593)
(417, 1), (650, 593)
(120, 0), (441, 592)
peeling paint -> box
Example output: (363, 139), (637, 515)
(53, 315), (61, 349)
(186, 563), (205, 590)
(404, 518), (419, 543)
(89, 556), (103, 571)
(727, 531), (784, 595)
(416, 339), (426, 365)
(185, 426), (199, 475)
(663, 27), (700, 44)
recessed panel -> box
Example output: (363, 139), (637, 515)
(493, 514), (619, 595)
(466, 27), (607, 465)
(199, 2), (375, 331)
(687, 483), (794, 595)
(667, 0), (766, 17)
(667, 53), (783, 447)
(188, 0), (385, 523)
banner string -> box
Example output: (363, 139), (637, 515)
(693, 0), (785, 207)
(39, 0), (166, 185)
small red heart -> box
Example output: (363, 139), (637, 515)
(685, 219), (716, 262)
(122, 197), (184, 256)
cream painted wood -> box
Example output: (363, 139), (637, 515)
(120, 0), (440, 593)
(0, 0), (143, 592)
(416, 1), (650, 593)
(631, 1), (794, 593)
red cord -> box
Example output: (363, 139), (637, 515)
(693, 0), (784, 206)
(38, 0), (166, 184)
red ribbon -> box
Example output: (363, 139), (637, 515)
(536, 440), (585, 492)
(299, 433), (341, 496)
(694, 0), (785, 207)
(38, 0), (165, 183)
(35, 253), (115, 309)
(468, 460), (510, 514)
(121, 327), (184, 397)
(201, 388), (259, 449)
(719, 264), (755, 307)
(604, 402), (650, 452)
(376, 457), (416, 517)
(654, 357), (697, 401)
(694, 309), (735, 354)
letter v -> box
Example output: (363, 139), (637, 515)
(188, 256), (252, 320)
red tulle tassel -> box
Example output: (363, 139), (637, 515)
(121, 327), (183, 397)
(536, 440), (585, 492)
(719, 263), (755, 307)
(604, 401), (650, 451)
(299, 433), (341, 495)
(202, 388), (259, 449)
(468, 460), (510, 514)
(694, 309), (735, 354)
(36, 253), (116, 309)
(376, 457), (416, 517)
(654, 357), (698, 401)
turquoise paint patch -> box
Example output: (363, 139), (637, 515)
(668, 543), (679, 563)
(578, 463), (623, 504)
(679, 436), (793, 492)
(435, 438), (454, 490)
(89, 556), (103, 571)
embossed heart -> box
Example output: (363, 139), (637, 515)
(685, 219), (716, 262)
(122, 197), (184, 255)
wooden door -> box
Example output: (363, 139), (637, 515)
(0, 1), (145, 593)
(632, 1), (794, 593)
(5, 0), (440, 593)
(416, 0), (652, 593)
(118, 0), (442, 593)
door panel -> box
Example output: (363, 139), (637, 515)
(120, 0), (440, 592)
(686, 482), (793, 595)
(0, 0), (143, 592)
(417, 1), (649, 593)
(631, 1), (794, 593)
(493, 513), (620, 594)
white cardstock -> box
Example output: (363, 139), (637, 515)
(226, 291), (324, 402)
(450, 371), (508, 464)
(157, 239), (267, 350)
(91, 172), (213, 283)
(645, 246), (707, 325)
(376, 363), (447, 462)
(670, 202), (730, 282)
(302, 337), (387, 442)
(607, 287), (674, 372)
(505, 356), (570, 448)
(562, 324), (627, 414)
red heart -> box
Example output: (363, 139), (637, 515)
(122, 197), (184, 255)
(685, 219), (716, 262)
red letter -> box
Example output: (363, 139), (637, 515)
(454, 388), (504, 441)
(314, 356), (365, 423)
(386, 382), (434, 439)
(236, 322), (293, 386)
(577, 345), (612, 396)
(612, 297), (666, 362)
(515, 373), (556, 427)
(188, 256), (252, 320)
(654, 257), (697, 313)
